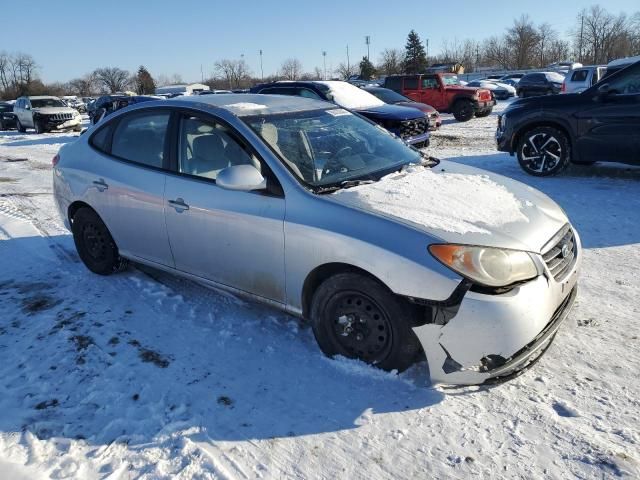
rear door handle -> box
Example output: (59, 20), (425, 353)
(92, 179), (108, 191)
(168, 198), (189, 212)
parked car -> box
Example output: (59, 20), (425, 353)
(384, 73), (495, 121)
(13, 96), (83, 133)
(516, 72), (565, 97)
(466, 80), (516, 100)
(497, 59), (640, 176)
(0, 102), (17, 130)
(501, 73), (525, 83)
(63, 95), (87, 113)
(53, 93), (581, 385)
(198, 90), (232, 95)
(90, 95), (161, 124)
(250, 81), (430, 148)
(362, 86), (441, 130)
(561, 66), (606, 93)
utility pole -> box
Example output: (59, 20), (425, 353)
(578, 13), (584, 63)
(259, 49), (264, 80)
(200, 64), (204, 82)
(322, 51), (327, 80)
(346, 45), (350, 76)
(365, 36), (371, 61)
(425, 38), (429, 61)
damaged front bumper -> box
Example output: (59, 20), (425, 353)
(413, 236), (581, 386)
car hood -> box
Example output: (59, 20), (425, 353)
(355, 103), (426, 120)
(328, 160), (568, 253)
(395, 101), (437, 114)
(33, 107), (78, 115)
(507, 92), (584, 110)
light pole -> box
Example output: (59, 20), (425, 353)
(365, 36), (370, 61)
(346, 45), (350, 76)
(259, 49), (264, 80)
(322, 51), (327, 80)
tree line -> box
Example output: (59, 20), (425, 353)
(1, 4), (639, 99)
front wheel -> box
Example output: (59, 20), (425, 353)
(16, 119), (26, 133)
(34, 119), (45, 134)
(452, 100), (474, 122)
(310, 273), (421, 372)
(71, 207), (126, 275)
(517, 126), (570, 176)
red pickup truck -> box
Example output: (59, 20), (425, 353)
(384, 73), (496, 122)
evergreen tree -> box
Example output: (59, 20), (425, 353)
(403, 30), (428, 74)
(359, 56), (377, 80)
(135, 66), (156, 94)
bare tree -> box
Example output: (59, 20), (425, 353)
(214, 59), (251, 89)
(94, 67), (131, 93)
(506, 15), (540, 69)
(0, 52), (11, 92)
(334, 62), (358, 80)
(280, 58), (303, 80)
(537, 23), (557, 67)
(482, 36), (511, 69)
(68, 73), (97, 96)
(377, 48), (404, 76)
(573, 6), (631, 64)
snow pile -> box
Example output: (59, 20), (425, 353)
(225, 102), (268, 113)
(316, 81), (385, 110)
(332, 166), (530, 234)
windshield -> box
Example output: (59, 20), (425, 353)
(245, 108), (422, 188)
(30, 98), (66, 108)
(369, 88), (410, 103)
(441, 75), (460, 86)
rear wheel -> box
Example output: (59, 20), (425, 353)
(452, 100), (474, 122)
(310, 273), (421, 372)
(517, 126), (570, 176)
(71, 207), (126, 275)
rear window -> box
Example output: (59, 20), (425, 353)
(570, 70), (588, 82)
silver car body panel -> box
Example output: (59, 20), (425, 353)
(53, 94), (582, 385)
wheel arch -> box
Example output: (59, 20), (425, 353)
(301, 262), (391, 320)
(68, 200), (97, 225)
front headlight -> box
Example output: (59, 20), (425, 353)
(429, 244), (538, 288)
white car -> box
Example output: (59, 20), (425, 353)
(467, 80), (516, 100)
(13, 96), (83, 134)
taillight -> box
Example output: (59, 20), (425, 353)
(561, 82), (566, 93)
(52, 154), (60, 167)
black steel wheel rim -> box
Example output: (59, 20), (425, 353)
(521, 132), (562, 173)
(82, 223), (106, 260)
(325, 290), (393, 364)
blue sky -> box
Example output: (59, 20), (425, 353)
(2, 0), (638, 82)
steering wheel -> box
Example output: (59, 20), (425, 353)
(323, 146), (353, 176)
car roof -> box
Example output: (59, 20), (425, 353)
(173, 93), (332, 116)
(25, 95), (61, 100)
(607, 55), (640, 67)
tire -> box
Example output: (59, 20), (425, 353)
(475, 108), (492, 118)
(452, 100), (474, 122)
(71, 207), (126, 275)
(16, 119), (26, 133)
(517, 126), (570, 177)
(0, 121), (5, 131)
(310, 273), (421, 372)
(34, 119), (45, 134)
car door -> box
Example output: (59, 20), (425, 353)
(420, 75), (444, 110)
(163, 112), (286, 302)
(402, 76), (421, 103)
(84, 109), (175, 266)
(575, 62), (640, 164)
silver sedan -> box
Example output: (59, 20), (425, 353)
(52, 94), (581, 385)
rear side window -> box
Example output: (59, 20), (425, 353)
(297, 88), (321, 100)
(404, 77), (419, 89)
(111, 112), (170, 168)
(260, 87), (297, 96)
(570, 70), (588, 82)
(90, 124), (113, 153)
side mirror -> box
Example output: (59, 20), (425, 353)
(216, 164), (267, 192)
(597, 83), (613, 99)
(24, 105), (31, 110)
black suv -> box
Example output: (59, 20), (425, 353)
(516, 72), (565, 98)
(0, 102), (17, 130)
(496, 60), (640, 176)
(250, 81), (430, 148)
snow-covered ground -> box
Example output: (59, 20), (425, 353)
(0, 103), (638, 479)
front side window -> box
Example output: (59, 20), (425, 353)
(90, 124), (113, 153)
(178, 116), (260, 180)
(441, 75), (460, 86)
(111, 111), (170, 168)
(404, 77), (419, 89)
(244, 108), (422, 187)
(421, 76), (439, 89)
(298, 88), (322, 100)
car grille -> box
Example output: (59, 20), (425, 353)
(49, 113), (74, 121)
(542, 225), (577, 281)
(399, 118), (428, 138)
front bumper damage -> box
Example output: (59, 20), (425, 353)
(412, 232), (581, 386)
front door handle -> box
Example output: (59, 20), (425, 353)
(168, 198), (189, 212)
(92, 179), (108, 191)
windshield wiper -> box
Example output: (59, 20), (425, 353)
(315, 179), (376, 194)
